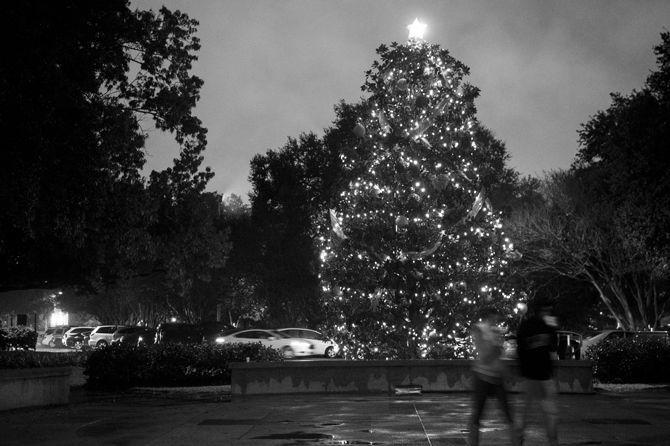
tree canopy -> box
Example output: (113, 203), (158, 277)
(0, 0), (212, 292)
(575, 31), (670, 256)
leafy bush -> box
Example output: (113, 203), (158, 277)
(585, 337), (670, 383)
(0, 350), (89, 368)
(85, 342), (283, 389)
(0, 327), (38, 350)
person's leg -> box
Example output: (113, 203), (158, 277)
(516, 379), (539, 445)
(538, 379), (559, 446)
(494, 381), (514, 424)
(494, 380), (521, 446)
(469, 375), (489, 446)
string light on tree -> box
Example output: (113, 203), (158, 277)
(320, 20), (521, 360)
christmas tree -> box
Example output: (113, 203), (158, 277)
(319, 20), (521, 360)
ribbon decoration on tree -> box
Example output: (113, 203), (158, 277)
(378, 110), (391, 133)
(458, 169), (474, 184)
(409, 95), (451, 141)
(370, 288), (383, 311)
(433, 97), (450, 115)
(467, 187), (486, 219)
(410, 119), (433, 140)
(406, 232), (444, 260)
(329, 209), (348, 240)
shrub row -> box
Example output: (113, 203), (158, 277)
(585, 337), (670, 383)
(0, 350), (89, 368)
(0, 327), (37, 350)
(85, 342), (284, 389)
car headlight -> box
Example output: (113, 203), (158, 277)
(138, 336), (143, 342)
(215, 337), (226, 344)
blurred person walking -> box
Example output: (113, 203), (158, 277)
(516, 301), (559, 446)
(468, 307), (520, 446)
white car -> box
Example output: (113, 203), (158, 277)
(62, 326), (92, 348)
(88, 325), (127, 348)
(277, 328), (340, 358)
(214, 329), (314, 359)
(40, 326), (68, 348)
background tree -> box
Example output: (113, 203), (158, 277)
(217, 195), (267, 327)
(65, 188), (231, 325)
(320, 34), (520, 360)
(147, 187), (230, 322)
(575, 32), (670, 257)
(508, 171), (668, 330)
(0, 0), (212, 292)
(248, 133), (338, 326)
(507, 33), (670, 332)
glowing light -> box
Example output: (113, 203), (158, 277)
(407, 18), (427, 40)
(49, 308), (68, 327)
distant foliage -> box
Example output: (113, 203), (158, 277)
(0, 351), (88, 368)
(85, 342), (283, 389)
(0, 327), (38, 350)
(423, 341), (470, 360)
(586, 337), (670, 383)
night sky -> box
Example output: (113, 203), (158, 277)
(134, 0), (670, 199)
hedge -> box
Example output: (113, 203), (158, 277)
(85, 342), (284, 389)
(0, 350), (88, 369)
(585, 337), (670, 383)
(0, 327), (37, 350)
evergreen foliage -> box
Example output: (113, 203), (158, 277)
(320, 39), (519, 359)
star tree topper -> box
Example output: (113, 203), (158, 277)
(407, 18), (427, 40)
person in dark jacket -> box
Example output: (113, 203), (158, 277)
(516, 301), (559, 446)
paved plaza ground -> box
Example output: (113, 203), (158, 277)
(1, 386), (670, 445)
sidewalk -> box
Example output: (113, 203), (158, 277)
(1, 386), (669, 445)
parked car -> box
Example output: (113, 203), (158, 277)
(200, 321), (234, 345)
(68, 330), (92, 350)
(276, 328), (340, 358)
(214, 328), (314, 359)
(111, 326), (156, 346)
(63, 327), (94, 349)
(88, 325), (128, 348)
(154, 322), (203, 344)
(40, 326), (70, 348)
(581, 329), (670, 356)
(503, 330), (582, 360)
(39, 327), (55, 346)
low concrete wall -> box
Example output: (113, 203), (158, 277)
(70, 366), (86, 387)
(0, 367), (72, 411)
(230, 359), (593, 396)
